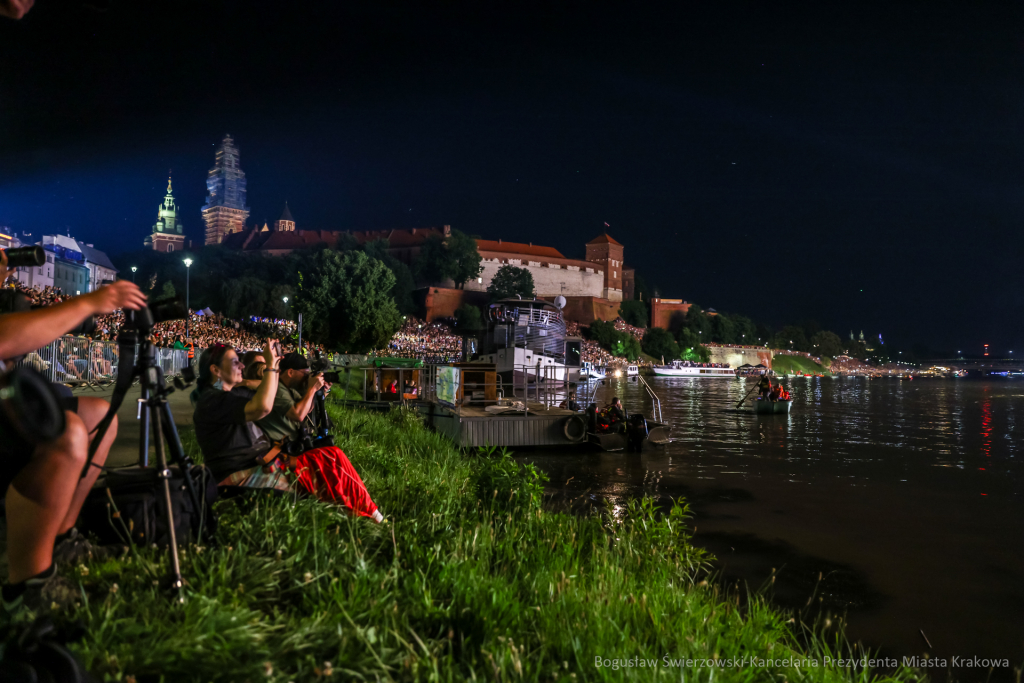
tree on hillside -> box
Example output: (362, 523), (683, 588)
(710, 312), (736, 344)
(810, 330), (843, 358)
(676, 328), (710, 362)
(619, 299), (648, 328)
(160, 281), (176, 299)
(414, 229), (482, 288)
(454, 303), (484, 332)
(296, 250), (402, 353)
(363, 239), (417, 315)
(587, 320), (619, 349)
(487, 265), (534, 300)
(447, 230), (483, 288)
(731, 314), (757, 344)
(642, 327), (679, 362)
(221, 277), (269, 319)
(684, 304), (711, 338)
(612, 335), (643, 362)
(772, 325), (810, 352)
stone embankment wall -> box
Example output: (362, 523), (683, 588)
(708, 345), (774, 368)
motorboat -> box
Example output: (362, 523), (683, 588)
(579, 361), (606, 381)
(752, 398), (792, 414)
(653, 360), (735, 377)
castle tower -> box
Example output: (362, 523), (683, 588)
(585, 233), (624, 302)
(274, 202), (295, 231)
(144, 175), (185, 252)
(201, 134), (250, 245)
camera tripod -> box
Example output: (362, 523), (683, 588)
(110, 327), (207, 597)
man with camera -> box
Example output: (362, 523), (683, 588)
(0, 250), (147, 615)
(255, 352), (382, 522)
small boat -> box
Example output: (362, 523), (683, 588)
(626, 364), (639, 377)
(653, 360), (735, 377)
(579, 361), (606, 380)
(587, 419), (670, 451)
(752, 398), (792, 414)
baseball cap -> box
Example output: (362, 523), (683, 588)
(279, 352), (309, 371)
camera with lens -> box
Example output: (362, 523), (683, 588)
(121, 295), (189, 333)
(310, 358), (340, 384)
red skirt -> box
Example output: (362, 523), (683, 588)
(290, 446), (379, 519)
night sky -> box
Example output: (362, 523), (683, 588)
(1, 1), (1022, 353)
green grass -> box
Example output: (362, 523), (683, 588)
(772, 354), (831, 376)
(37, 404), (921, 682)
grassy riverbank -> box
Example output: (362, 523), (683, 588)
(772, 354), (832, 376)
(49, 404), (919, 681)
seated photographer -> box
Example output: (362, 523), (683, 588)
(257, 353), (383, 522)
(190, 341), (293, 495)
(0, 252), (147, 614)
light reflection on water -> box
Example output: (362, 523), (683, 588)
(516, 377), (1023, 673)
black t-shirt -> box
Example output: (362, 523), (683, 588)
(193, 386), (271, 479)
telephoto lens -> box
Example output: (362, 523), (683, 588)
(3, 246), (46, 269)
(0, 365), (67, 446)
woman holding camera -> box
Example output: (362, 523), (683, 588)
(190, 339), (294, 493)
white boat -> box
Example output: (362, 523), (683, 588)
(653, 360), (735, 377)
(579, 361), (606, 380)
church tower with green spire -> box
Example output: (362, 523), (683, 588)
(145, 175), (186, 252)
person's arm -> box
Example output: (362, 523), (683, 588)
(0, 275), (146, 360)
(285, 373), (326, 422)
(243, 339), (281, 421)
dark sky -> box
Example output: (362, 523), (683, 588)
(1, 1), (1022, 352)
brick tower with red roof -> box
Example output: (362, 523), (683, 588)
(585, 234), (624, 302)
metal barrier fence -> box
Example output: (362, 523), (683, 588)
(15, 336), (190, 386)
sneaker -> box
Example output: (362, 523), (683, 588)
(52, 528), (125, 566)
(1, 567), (77, 621)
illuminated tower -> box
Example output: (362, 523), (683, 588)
(145, 175), (185, 252)
(585, 233), (624, 302)
(201, 134), (250, 245)
(274, 202), (295, 231)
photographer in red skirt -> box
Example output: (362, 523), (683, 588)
(257, 353), (383, 522)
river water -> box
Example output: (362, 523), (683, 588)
(515, 377), (1023, 676)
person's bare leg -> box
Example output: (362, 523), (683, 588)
(59, 397), (116, 534)
(5, 412), (89, 584)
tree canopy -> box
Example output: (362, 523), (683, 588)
(414, 229), (482, 288)
(641, 327), (679, 362)
(295, 249), (402, 353)
(619, 299), (648, 328)
(487, 265), (535, 300)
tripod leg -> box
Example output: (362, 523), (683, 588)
(159, 399), (210, 542)
(139, 382), (151, 467)
(151, 407), (184, 597)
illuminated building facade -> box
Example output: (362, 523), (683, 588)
(145, 176), (185, 252)
(201, 135), (250, 244)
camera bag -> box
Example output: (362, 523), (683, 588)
(80, 464), (218, 548)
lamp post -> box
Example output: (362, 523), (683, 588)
(283, 296), (289, 321)
(183, 258), (193, 338)
(131, 266), (137, 283)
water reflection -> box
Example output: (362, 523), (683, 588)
(517, 377), (1024, 673)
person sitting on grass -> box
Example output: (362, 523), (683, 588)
(257, 353), (382, 522)
(190, 340), (294, 495)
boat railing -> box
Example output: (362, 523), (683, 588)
(635, 373), (663, 423)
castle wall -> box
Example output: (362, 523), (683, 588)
(650, 298), (691, 330)
(462, 256), (605, 298)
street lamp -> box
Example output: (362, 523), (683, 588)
(282, 296), (289, 320)
(183, 258), (193, 338)
(131, 266), (137, 283)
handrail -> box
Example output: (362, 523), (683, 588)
(634, 373), (663, 423)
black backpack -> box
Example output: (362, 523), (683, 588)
(80, 465), (218, 548)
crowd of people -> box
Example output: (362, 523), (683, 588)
(8, 280), (328, 359)
(379, 316), (462, 363)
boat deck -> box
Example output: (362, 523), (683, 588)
(417, 401), (585, 448)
